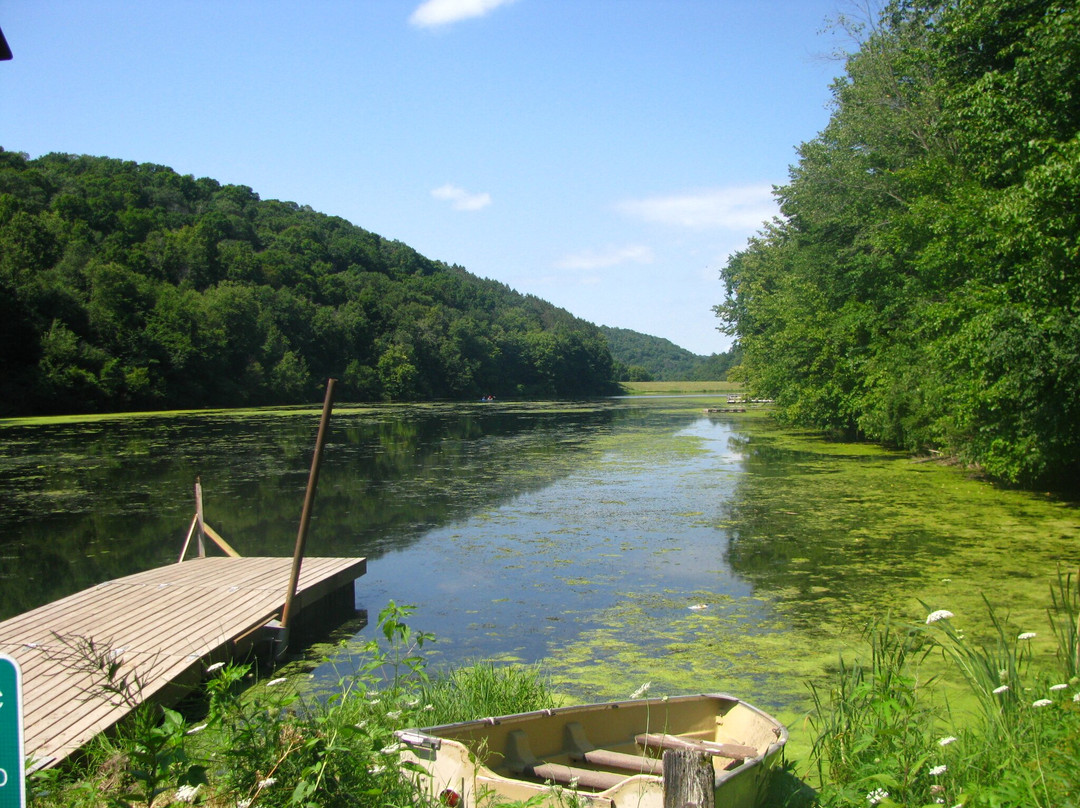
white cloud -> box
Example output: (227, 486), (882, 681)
(555, 244), (655, 270)
(431, 183), (492, 211)
(409, 0), (517, 28)
(617, 185), (777, 230)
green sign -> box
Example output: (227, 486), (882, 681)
(0, 654), (24, 808)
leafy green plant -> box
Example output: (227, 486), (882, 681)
(808, 586), (1080, 808)
(807, 616), (942, 806)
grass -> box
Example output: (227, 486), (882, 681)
(619, 380), (743, 395)
(795, 568), (1080, 807)
(27, 574), (1080, 807)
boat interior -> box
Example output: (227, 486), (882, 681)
(429, 694), (778, 793)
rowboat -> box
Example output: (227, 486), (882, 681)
(396, 693), (788, 808)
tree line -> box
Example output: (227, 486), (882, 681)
(716, 0), (1079, 490)
(601, 325), (740, 382)
(0, 150), (618, 415)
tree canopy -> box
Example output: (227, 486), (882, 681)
(601, 325), (740, 381)
(716, 0), (1079, 490)
(0, 151), (618, 414)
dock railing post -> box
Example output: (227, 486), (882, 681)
(195, 477), (206, 558)
(278, 378), (337, 655)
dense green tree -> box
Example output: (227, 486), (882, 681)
(600, 325), (737, 381)
(0, 149), (618, 414)
(717, 0), (1079, 490)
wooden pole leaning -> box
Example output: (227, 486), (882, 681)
(178, 513), (199, 562)
(280, 378), (337, 635)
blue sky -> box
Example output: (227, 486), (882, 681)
(1, 0), (851, 355)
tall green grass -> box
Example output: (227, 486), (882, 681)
(805, 569), (1080, 807)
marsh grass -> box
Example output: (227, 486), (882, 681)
(421, 661), (556, 726)
(806, 571), (1080, 807)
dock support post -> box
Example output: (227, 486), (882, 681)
(663, 748), (715, 808)
(278, 378), (337, 657)
(195, 477), (206, 557)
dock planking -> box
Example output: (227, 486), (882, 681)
(0, 555), (366, 768)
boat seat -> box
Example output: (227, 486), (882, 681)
(503, 729), (626, 792)
(634, 732), (757, 761)
(564, 722), (663, 776)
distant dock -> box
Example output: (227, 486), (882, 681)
(0, 555), (365, 768)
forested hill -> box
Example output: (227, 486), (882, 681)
(0, 150), (617, 415)
(717, 0), (1079, 490)
(600, 325), (739, 381)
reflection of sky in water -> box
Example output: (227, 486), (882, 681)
(327, 416), (774, 681)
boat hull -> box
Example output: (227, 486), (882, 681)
(397, 693), (787, 808)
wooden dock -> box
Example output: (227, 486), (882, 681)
(0, 555), (366, 768)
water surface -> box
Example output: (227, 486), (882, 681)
(2, 399), (1076, 714)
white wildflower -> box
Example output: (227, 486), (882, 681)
(422, 704), (435, 711)
(993, 684), (1009, 694)
(1074, 692), (1080, 704)
(265, 677), (287, 687)
(186, 723), (208, 735)
(867, 787), (889, 805)
(1018, 631), (1037, 640)
(1050, 683), (1068, 691)
(174, 784), (201, 803)
(929, 764), (947, 776)
(236, 800), (252, 808)
(938, 736), (957, 746)
(926, 609), (954, 624)
(380, 743), (402, 755)
(386, 710), (403, 720)
(1032, 698), (1052, 708)
(257, 776), (277, 789)
(369, 765), (386, 775)
(405, 698), (421, 708)
(205, 661), (226, 673)
(630, 682), (652, 699)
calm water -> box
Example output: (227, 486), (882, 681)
(2, 398), (1077, 712)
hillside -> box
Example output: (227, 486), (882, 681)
(601, 325), (739, 381)
(0, 150), (618, 415)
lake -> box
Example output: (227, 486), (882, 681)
(1, 397), (1077, 714)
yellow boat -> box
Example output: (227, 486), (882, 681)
(396, 693), (788, 808)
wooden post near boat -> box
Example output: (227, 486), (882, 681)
(663, 748), (716, 808)
(280, 378), (337, 641)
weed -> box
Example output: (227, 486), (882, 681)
(808, 571), (1080, 807)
